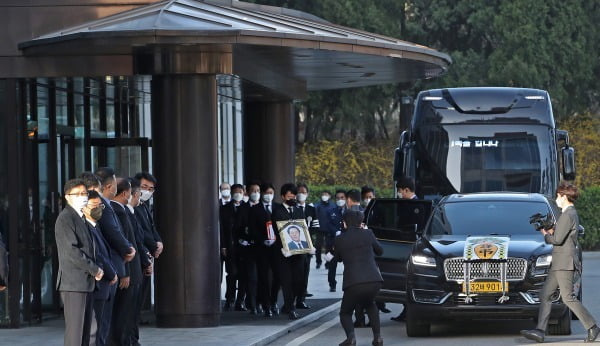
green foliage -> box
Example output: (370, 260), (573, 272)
(557, 113), (600, 189)
(576, 186), (600, 250)
(295, 138), (395, 192)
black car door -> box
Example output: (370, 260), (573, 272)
(364, 198), (433, 303)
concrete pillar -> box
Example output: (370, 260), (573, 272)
(151, 74), (220, 327)
(244, 101), (295, 194)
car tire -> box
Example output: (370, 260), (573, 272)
(405, 303), (430, 337)
(548, 308), (571, 335)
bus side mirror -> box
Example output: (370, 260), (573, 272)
(561, 146), (576, 181)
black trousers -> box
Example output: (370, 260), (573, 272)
(110, 282), (140, 346)
(223, 251), (238, 303)
(256, 245), (281, 310)
(61, 290), (96, 346)
(301, 253), (311, 302)
(279, 253), (306, 312)
(340, 282), (382, 339)
(326, 239), (337, 289)
(313, 232), (325, 266)
(237, 245), (257, 309)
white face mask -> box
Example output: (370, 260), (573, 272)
(250, 192), (260, 202)
(232, 192), (244, 202)
(140, 189), (153, 202)
(243, 195), (249, 203)
(336, 199), (346, 207)
(363, 198), (372, 206)
(127, 194), (133, 205)
(220, 189), (231, 198)
(321, 195), (330, 202)
(262, 194), (274, 203)
(70, 196), (89, 212)
(297, 193), (308, 203)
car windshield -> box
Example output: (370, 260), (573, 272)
(426, 200), (553, 236)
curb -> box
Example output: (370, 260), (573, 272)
(250, 301), (341, 346)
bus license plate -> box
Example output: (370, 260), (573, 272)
(462, 281), (508, 293)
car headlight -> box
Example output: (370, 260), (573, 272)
(411, 254), (437, 267)
(536, 254), (552, 267)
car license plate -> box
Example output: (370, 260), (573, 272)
(462, 281), (508, 293)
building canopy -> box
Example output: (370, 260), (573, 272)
(19, 0), (451, 98)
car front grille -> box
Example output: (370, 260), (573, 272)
(444, 257), (527, 282)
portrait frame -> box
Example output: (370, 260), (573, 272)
(277, 219), (313, 255)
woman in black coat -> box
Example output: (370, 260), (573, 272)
(334, 210), (384, 346)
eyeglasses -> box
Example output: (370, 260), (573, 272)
(67, 192), (89, 197)
(87, 203), (105, 209)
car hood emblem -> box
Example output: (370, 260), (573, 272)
(474, 242), (498, 259)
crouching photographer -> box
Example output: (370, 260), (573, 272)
(521, 182), (599, 343)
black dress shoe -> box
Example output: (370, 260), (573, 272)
(372, 337), (383, 346)
(585, 325), (600, 343)
(264, 309), (273, 318)
(520, 329), (545, 343)
(296, 302), (311, 309)
(339, 338), (356, 346)
(223, 302), (233, 311)
(249, 308), (258, 315)
(330, 287), (336, 292)
(379, 307), (391, 313)
(281, 305), (291, 314)
(256, 306), (264, 314)
(271, 305), (279, 316)
(391, 311), (405, 322)
(316, 263), (321, 269)
(234, 303), (247, 311)
(305, 292), (314, 297)
(288, 311), (299, 320)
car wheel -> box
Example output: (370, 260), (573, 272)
(405, 303), (430, 337)
(548, 308), (571, 335)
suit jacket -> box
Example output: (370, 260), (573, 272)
(111, 201), (143, 285)
(333, 226), (383, 290)
(545, 206), (579, 271)
(54, 205), (99, 292)
(87, 221), (116, 300)
(298, 204), (320, 233)
(271, 203), (305, 250)
(134, 202), (162, 255)
(248, 202), (273, 245)
(220, 201), (251, 246)
(98, 196), (131, 277)
(126, 206), (151, 269)
(0, 232), (8, 286)
(288, 240), (309, 250)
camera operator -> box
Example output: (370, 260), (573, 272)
(521, 182), (599, 343)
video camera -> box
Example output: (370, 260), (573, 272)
(529, 213), (554, 231)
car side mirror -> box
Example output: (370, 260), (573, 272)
(562, 146), (576, 181)
(578, 225), (585, 238)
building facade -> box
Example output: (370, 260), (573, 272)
(0, 0), (450, 327)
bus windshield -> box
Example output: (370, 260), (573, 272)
(415, 125), (556, 196)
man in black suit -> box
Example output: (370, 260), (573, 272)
(296, 183), (319, 308)
(248, 182), (280, 317)
(83, 190), (118, 346)
(334, 210), (384, 346)
(219, 183), (248, 311)
(55, 179), (104, 346)
(272, 183), (315, 320)
(92, 168), (136, 344)
(110, 178), (144, 346)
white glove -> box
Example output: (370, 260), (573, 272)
(308, 246), (316, 255)
(238, 239), (250, 246)
(335, 231), (341, 236)
(324, 252), (334, 262)
(264, 239), (276, 246)
(281, 248), (292, 258)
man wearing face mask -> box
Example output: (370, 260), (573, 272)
(361, 186), (375, 209)
(83, 190), (117, 346)
(314, 191), (333, 270)
(240, 181), (261, 314)
(55, 179), (103, 346)
(219, 182), (232, 206)
(296, 183), (319, 308)
(110, 178), (144, 346)
(271, 183), (315, 320)
(248, 183), (280, 317)
(219, 183), (247, 311)
(324, 190), (347, 292)
(521, 182), (599, 343)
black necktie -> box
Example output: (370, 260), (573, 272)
(288, 207), (293, 217)
(265, 204), (271, 215)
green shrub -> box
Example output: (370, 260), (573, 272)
(576, 186), (600, 250)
